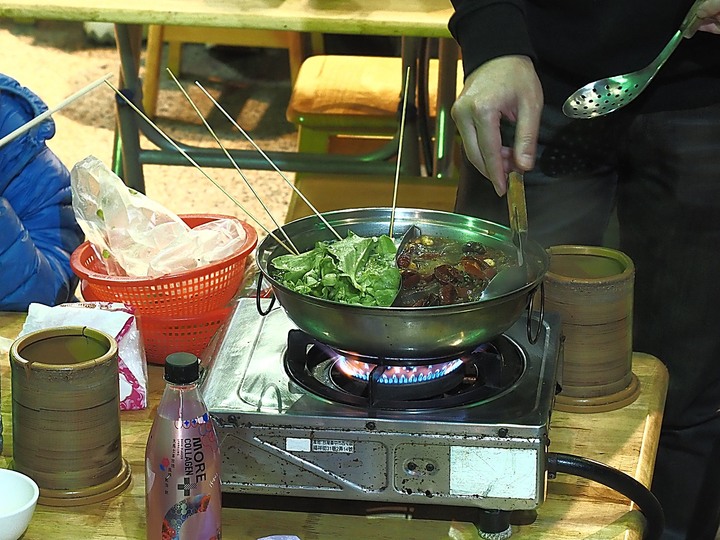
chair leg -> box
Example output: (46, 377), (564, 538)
(284, 125), (333, 222)
(287, 32), (303, 85)
(309, 32), (325, 55)
(142, 24), (164, 118)
(167, 41), (183, 75)
(295, 125), (332, 154)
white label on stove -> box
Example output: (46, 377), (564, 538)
(285, 438), (355, 454)
(449, 447), (537, 500)
(312, 439), (355, 453)
(285, 438), (311, 452)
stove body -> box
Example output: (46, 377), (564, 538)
(201, 298), (561, 516)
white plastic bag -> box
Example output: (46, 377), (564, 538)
(70, 155), (247, 278)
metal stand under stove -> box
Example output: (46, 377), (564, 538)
(201, 298), (561, 538)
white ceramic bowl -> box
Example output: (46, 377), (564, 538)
(0, 469), (39, 540)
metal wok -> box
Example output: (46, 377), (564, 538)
(255, 208), (548, 359)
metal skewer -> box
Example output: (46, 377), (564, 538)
(103, 80), (297, 255)
(166, 69), (299, 255)
(194, 81), (343, 242)
(389, 67), (412, 238)
(0, 73), (112, 149)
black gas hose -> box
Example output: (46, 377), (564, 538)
(547, 452), (664, 540)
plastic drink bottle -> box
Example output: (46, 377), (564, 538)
(145, 352), (222, 539)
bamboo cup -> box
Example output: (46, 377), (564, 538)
(10, 326), (131, 506)
(545, 245), (640, 413)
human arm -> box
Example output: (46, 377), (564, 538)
(0, 75), (84, 311)
(449, 0), (718, 197)
(0, 191), (81, 311)
(448, 0), (542, 195)
(451, 56), (543, 196)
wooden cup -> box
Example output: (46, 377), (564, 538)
(545, 245), (640, 413)
(10, 326), (131, 506)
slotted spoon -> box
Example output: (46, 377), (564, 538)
(562, 0), (702, 119)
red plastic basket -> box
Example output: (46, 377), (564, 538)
(71, 214), (257, 317)
(71, 214), (257, 365)
(137, 307), (234, 365)
(79, 283), (236, 364)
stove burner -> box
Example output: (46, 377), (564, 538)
(332, 353), (467, 401)
(335, 357), (465, 384)
(284, 330), (526, 411)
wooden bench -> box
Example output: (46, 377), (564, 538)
(284, 54), (463, 222)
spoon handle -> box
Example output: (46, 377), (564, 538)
(681, 0), (704, 36)
(649, 0), (704, 75)
(507, 171), (528, 266)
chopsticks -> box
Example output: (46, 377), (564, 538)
(194, 81), (343, 242)
(388, 67), (412, 238)
(0, 73), (112, 149)
(166, 69), (299, 255)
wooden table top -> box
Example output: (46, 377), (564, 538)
(0, 310), (668, 539)
(0, 0), (454, 37)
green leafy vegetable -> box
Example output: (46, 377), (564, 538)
(271, 231), (401, 306)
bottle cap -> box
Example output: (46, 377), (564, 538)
(164, 352), (200, 384)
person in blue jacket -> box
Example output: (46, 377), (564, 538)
(0, 74), (84, 311)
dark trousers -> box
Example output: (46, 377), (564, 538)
(455, 103), (720, 540)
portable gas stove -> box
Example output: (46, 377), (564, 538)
(201, 298), (562, 537)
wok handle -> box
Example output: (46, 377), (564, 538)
(526, 281), (545, 344)
(256, 272), (276, 316)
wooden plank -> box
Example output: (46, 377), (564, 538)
(0, 0), (455, 37)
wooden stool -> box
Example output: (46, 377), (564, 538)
(284, 54), (463, 222)
(142, 25), (320, 117)
(286, 55), (462, 153)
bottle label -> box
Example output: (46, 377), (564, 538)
(147, 412), (222, 539)
(168, 436), (209, 494)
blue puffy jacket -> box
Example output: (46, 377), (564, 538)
(0, 74), (84, 311)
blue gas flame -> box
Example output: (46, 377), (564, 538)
(336, 358), (464, 384)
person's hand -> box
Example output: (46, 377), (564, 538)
(451, 55), (543, 196)
(685, 0), (720, 36)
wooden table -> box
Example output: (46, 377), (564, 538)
(0, 310), (668, 539)
(0, 0), (455, 36)
(0, 0), (460, 192)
